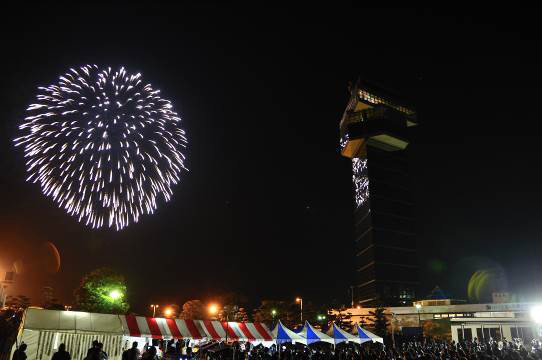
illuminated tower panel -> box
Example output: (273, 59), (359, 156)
(340, 81), (419, 307)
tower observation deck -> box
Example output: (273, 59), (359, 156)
(340, 80), (419, 307)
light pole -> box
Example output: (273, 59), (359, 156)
(272, 309), (277, 327)
(150, 304), (159, 318)
(223, 305), (238, 345)
(209, 304), (231, 343)
(415, 303), (422, 326)
(296, 297), (303, 323)
(391, 312), (397, 348)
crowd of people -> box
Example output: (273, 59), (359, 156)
(10, 336), (542, 360)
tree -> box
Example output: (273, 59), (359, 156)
(73, 267), (129, 314)
(233, 307), (249, 322)
(252, 300), (298, 328)
(328, 306), (353, 332)
(180, 300), (207, 320)
(5, 295), (31, 310)
(422, 319), (451, 340)
(369, 307), (389, 337)
(44, 298), (65, 310)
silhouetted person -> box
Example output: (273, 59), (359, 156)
(13, 344), (27, 360)
(98, 343), (108, 360)
(86, 340), (100, 360)
(52, 344), (71, 360)
(142, 346), (158, 360)
(122, 342), (140, 360)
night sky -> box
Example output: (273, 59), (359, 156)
(1, 5), (542, 314)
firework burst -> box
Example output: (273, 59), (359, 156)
(14, 65), (188, 230)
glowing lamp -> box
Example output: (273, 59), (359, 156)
(208, 304), (219, 315)
(531, 305), (542, 324)
(109, 290), (122, 300)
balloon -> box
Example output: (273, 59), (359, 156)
(40, 242), (61, 273)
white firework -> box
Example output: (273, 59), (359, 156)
(14, 65), (188, 230)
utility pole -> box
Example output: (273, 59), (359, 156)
(391, 312), (397, 348)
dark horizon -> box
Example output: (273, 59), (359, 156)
(1, 5), (542, 314)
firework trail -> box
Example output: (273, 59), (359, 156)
(14, 65), (188, 230)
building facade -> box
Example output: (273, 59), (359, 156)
(340, 81), (418, 307)
(333, 302), (540, 344)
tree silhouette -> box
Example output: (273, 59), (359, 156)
(369, 307), (389, 337)
(180, 300), (207, 320)
(252, 300), (298, 328)
(5, 295), (31, 310)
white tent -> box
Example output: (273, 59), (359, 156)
(13, 308), (129, 360)
(296, 321), (335, 345)
(326, 322), (361, 344)
(354, 324), (384, 344)
(271, 321), (307, 345)
(13, 308), (278, 360)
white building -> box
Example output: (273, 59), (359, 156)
(332, 302), (541, 343)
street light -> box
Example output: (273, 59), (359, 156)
(415, 303), (422, 325)
(296, 297), (303, 323)
(530, 305), (542, 324)
(208, 303), (219, 316)
(150, 304), (159, 317)
(164, 307), (173, 317)
(109, 289), (122, 300)
(271, 309), (277, 327)
(209, 304), (230, 343)
(531, 305), (542, 340)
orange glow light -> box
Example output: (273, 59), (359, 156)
(208, 304), (219, 315)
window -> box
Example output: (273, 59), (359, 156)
(457, 329), (464, 342)
(464, 328), (473, 341)
(489, 328), (501, 340)
(520, 327), (534, 343)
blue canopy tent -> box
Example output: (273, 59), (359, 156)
(271, 321), (307, 345)
(354, 324), (384, 344)
(326, 322), (361, 344)
(297, 321), (335, 345)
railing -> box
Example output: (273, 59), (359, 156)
(346, 105), (407, 124)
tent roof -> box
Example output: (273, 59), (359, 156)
(22, 308), (124, 334)
(22, 309), (273, 344)
(355, 324), (384, 344)
(271, 321), (307, 345)
(326, 323), (361, 344)
(297, 321), (334, 345)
